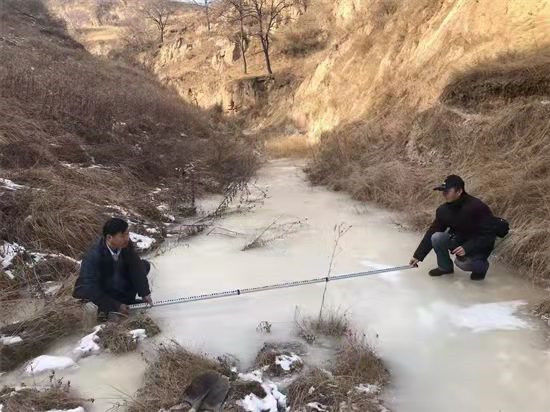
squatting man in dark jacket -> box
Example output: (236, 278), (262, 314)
(73, 218), (153, 316)
(409, 175), (496, 281)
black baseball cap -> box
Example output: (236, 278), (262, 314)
(433, 175), (465, 192)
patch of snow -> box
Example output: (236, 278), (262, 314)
(307, 402), (327, 411)
(231, 366), (238, 373)
(238, 382), (287, 412)
(0, 336), (22, 345)
(157, 203), (169, 211)
(0, 178), (26, 191)
(238, 369), (264, 383)
(129, 329), (147, 341)
(166, 214), (176, 222)
(25, 355), (76, 375)
(43, 281), (62, 297)
(355, 383), (379, 395)
(45, 408), (85, 412)
(151, 187), (163, 194)
(450, 301), (529, 332)
(145, 227), (159, 234)
(275, 353), (302, 371)
(0, 403), (3, 411)
(308, 386), (315, 395)
(1, 242), (24, 269)
(541, 100), (550, 105)
(107, 204), (129, 216)
(130, 232), (156, 250)
(73, 325), (103, 358)
(4, 270), (14, 280)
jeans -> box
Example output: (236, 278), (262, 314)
(431, 232), (489, 275)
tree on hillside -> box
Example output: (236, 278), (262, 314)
(192, 0), (215, 32)
(222, 0), (252, 74)
(140, 0), (175, 43)
(248, 0), (294, 75)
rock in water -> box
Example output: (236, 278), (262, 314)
(183, 370), (230, 412)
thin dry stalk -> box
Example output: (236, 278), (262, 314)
(318, 223), (352, 320)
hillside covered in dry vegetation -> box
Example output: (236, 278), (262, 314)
(0, 0), (256, 310)
(73, 0), (549, 286)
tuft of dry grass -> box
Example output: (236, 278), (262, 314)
(97, 313), (161, 354)
(288, 333), (389, 411)
(0, 373), (91, 411)
(295, 309), (350, 342)
(128, 341), (229, 412)
(254, 342), (305, 377)
(0, 301), (81, 371)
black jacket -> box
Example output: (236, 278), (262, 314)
(73, 237), (150, 312)
(413, 193), (496, 261)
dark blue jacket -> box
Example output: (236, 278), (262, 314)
(73, 237), (150, 312)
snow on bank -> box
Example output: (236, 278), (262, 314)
(1, 242), (24, 269)
(0, 336), (22, 345)
(450, 300), (529, 332)
(130, 232), (156, 250)
(129, 329), (147, 341)
(275, 353), (302, 371)
(238, 382), (288, 412)
(25, 355), (76, 375)
(0, 178), (26, 191)
(238, 369), (265, 383)
(307, 402), (328, 411)
(355, 383), (380, 395)
(46, 407), (85, 412)
(73, 326), (104, 358)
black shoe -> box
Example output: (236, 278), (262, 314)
(429, 268), (454, 277)
(470, 272), (486, 281)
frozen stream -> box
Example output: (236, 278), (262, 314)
(5, 159), (550, 411)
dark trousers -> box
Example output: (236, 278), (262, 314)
(431, 232), (489, 275)
(120, 259), (151, 305)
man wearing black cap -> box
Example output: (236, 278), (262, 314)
(409, 175), (496, 280)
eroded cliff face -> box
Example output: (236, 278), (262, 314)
(291, 0), (550, 138)
(56, 0), (550, 140)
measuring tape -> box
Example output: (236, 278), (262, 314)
(129, 265), (413, 310)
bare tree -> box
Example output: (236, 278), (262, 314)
(248, 0), (294, 75)
(223, 0), (252, 74)
(193, 0), (215, 32)
(140, 0), (175, 43)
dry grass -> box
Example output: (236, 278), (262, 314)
(97, 313), (161, 354)
(307, 50), (550, 287)
(128, 341), (229, 412)
(0, 378), (90, 412)
(295, 310), (350, 343)
(254, 342), (305, 377)
(288, 333), (389, 411)
(0, 301), (81, 371)
(264, 134), (314, 159)
(533, 299), (550, 321)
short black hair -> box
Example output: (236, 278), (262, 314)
(103, 217), (129, 237)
